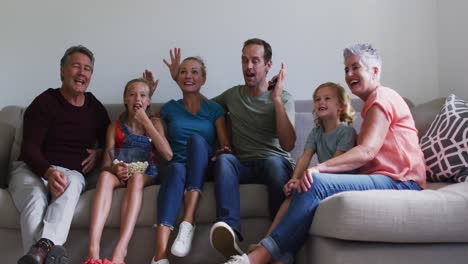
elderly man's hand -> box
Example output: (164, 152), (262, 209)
(82, 148), (102, 174)
(45, 167), (68, 198)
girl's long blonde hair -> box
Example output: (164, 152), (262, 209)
(313, 82), (355, 127)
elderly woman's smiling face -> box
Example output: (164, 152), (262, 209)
(344, 55), (379, 101)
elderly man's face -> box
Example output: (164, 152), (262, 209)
(60, 52), (93, 96)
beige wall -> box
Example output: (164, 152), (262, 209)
(0, 0), (448, 108)
(437, 0), (468, 99)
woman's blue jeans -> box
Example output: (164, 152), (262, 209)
(213, 153), (293, 240)
(260, 173), (422, 264)
(157, 134), (212, 228)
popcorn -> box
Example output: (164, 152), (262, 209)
(113, 159), (149, 176)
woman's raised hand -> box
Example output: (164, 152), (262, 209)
(163, 48), (181, 81)
(143, 69), (159, 97)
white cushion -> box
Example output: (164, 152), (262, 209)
(311, 182), (468, 242)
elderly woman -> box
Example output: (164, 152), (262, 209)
(223, 43), (426, 264)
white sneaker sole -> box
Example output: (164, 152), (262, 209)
(210, 222), (243, 258)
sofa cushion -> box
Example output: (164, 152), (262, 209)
(291, 112), (315, 163)
(411, 97), (446, 138)
(291, 110), (363, 165)
(420, 94), (468, 182)
(0, 106), (24, 188)
(0, 123), (14, 188)
(311, 182), (468, 243)
(71, 183), (269, 228)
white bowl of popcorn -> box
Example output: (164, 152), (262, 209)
(110, 148), (151, 176)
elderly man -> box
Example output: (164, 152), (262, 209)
(9, 45), (110, 264)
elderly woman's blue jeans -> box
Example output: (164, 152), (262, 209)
(157, 134), (212, 228)
(260, 173), (422, 264)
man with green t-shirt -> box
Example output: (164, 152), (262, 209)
(209, 38), (296, 259)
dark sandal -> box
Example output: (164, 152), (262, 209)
(45, 245), (69, 264)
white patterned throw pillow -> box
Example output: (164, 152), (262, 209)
(420, 94), (468, 182)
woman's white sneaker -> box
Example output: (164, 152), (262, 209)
(171, 221), (195, 257)
(150, 258), (169, 264)
(224, 254), (250, 264)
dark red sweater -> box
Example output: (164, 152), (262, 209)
(18, 88), (110, 177)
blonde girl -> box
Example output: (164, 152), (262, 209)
(85, 78), (173, 264)
(253, 82), (356, 246)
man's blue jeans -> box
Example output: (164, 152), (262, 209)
(157, 134), (212, 228)
(260, 173), (423, 264)
(213, 153), (293, 240)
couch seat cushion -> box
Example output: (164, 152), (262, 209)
(311, 182), (468, 243)
(72, 183), (270, 228)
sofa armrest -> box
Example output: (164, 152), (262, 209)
(311, 183), (468, 243)
(0, 122), (15, 188)
(0, 189), (19, 227)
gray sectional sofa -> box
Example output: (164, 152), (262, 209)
(0, 97), (467, 264)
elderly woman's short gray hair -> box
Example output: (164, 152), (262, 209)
(343, 43), (382, 80)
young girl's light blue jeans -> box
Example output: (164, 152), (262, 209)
(260, 173), (422, 264)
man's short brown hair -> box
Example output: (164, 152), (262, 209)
(242, 38), (272, 63)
